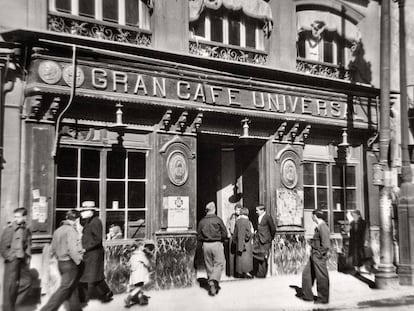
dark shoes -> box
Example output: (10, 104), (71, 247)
(314, 298), (329, 304)
(208, 280), (221, 296)
(101, 290), (114, 303)
(296, 295), (314, 302)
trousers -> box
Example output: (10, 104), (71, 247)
(302, 253), (330, 302)
(3, 258), (29, 311)
(203, 242), (225, 282)
(40, 260), (82, 311)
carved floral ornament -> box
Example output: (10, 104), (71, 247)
(189, 0), (273, 37)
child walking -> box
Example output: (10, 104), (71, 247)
(124, 240), (154, 308)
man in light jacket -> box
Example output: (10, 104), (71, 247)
(41, 209), (84, 311)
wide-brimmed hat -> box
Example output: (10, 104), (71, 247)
(79, 201), (98, 211)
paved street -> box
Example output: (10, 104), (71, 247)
(26, 271), (414, 311)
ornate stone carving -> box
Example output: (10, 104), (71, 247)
(296, 58), (350, 81)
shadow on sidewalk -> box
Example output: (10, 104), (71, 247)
(197, 277), (209, 292)
(289, 285), (317, 301)
(350, 272), (377, 289)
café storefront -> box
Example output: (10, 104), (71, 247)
(7, 31), (379, 291)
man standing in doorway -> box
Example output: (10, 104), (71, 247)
(0, 207), (31, 311)
(197, 202), (227, 296)
(299, 209), (331, 304)
(252, 205), (275, 278)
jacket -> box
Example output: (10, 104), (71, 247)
(311, 220), (331, 258)
(0, 222), (31, 262)
(51, 220), (83, 265)
(256, 213), (276, 245)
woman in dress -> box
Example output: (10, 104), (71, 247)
(232, 207), (253, 278)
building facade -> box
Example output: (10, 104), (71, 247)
(0, 0), (397, 298)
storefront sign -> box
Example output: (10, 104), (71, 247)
(33, 60), (377, 125)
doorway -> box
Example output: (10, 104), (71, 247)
(195, 135), (264, 278)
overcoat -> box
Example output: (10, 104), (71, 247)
(348, 218), (367, 267)
(80, 215), (105, 283)
(232, 217), (253, 274)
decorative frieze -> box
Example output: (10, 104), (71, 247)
(48, 13), (152, 47)
(296, 58), (351, 81)
(189, 40), (268, 65)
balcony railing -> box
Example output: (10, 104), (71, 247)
(189, 39), (268, 65)
(296, 58), (351, 81)
(48, 12), (152, 47)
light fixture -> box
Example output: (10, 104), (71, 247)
(240, 118), (251, 139)
(111, 102), (127, 131)
(338, 128), (350, 148)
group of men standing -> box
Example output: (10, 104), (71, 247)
(0, 201), (113, 311)
(197, 203), (331, 305)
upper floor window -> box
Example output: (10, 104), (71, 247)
(189, 0), (273, 50)
(50, 0), (151, 30)
(296, 7), (361, 67)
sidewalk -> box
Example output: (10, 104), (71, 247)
(31, 271), (414, 311)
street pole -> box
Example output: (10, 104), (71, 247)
(394, 0), (414, 286)
(376, 0), (399, 289)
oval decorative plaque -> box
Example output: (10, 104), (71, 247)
(62, 65), (85, 87)
(281, 158), (298, 189)
(167, 151), (188, 186)
(38, 61), (62, 84)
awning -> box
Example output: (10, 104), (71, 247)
(189, 0), (273, 35)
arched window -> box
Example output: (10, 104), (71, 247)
(189, 0), (273, 50)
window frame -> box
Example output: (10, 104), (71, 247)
(49, 0), (150, 30)
(190, 8), (264, 50)
(55, 145), (148, 240)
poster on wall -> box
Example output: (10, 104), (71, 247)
(166, 196), (189, 230)
(276, 189), (303, 227)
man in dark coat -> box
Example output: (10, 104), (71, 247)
(78, 201), (113, 303)
(348, 210), (369, 272)
(232, 207), (253, 278)
(299, 209), (331, 304)
(252, 205), (275, 278)
(0, 207), (31, 311)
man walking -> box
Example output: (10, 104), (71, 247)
(197, 202), (227, 296)
(252, 205), (275, 277)
(0, 207), (31, 311)
(41, 209), (84, 311)
(299, 209), (331, 304)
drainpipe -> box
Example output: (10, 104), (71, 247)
(375, 0), (399, 289)
(394, 0), (414, 286)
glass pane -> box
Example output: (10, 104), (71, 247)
(81, 149), (100, 178)
(191, 10), (205, 37)
(332, 165), (343, 187)
(297, 33), (306, 58)
(317, 188), (328, 210)
(303, 163), (314, 185)
(323, 40), (333, 63)
(228, 11), (240, 46)
(316, 163), (327, 186)
(56, 0), (71, 13)
(346, 190), (356, 210)
(55, 210), (69, 230)
(128, 182), (145, 208)
(304, 187), (315, 210)
(128, 152), (146, 179)
(57, 148), (77, 177)
(333, 189), (344, 211)
(126, 0), (139, 25)
(245, 16), (256, 48)
(56, 180), (77, 208)
(210, 12), (223, 42)
(106, 211), (125, 240)
(79, 0), (95, 18)
(80, 181), (99, 207)
(127, 211), (146, 239)
(103, 0), (118, 22)
(107, 150), (126, 179)
(107, 181), (125, 209)
(333, 211), (345, 233)
(346, 166), (356, 187)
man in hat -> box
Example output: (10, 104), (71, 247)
(197, 202), (227, 296)
(78, 201), (113, 303)
(41, 209), (84, 311)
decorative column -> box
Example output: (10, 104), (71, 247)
(394, 0), (414, 286)
(375, 0), (399, 288)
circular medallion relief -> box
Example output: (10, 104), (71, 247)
(167, 151), (189, 186)
(38, 61), (62, 84)
(62, 65), (85, 87)
(281, 158), (298, 189)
